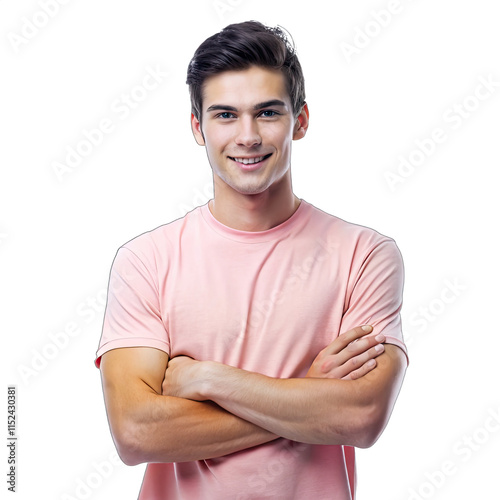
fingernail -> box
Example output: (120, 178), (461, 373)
(375, 334), (385, 342)
(375, 343), (384, 352)
(362, 325), (372, 332)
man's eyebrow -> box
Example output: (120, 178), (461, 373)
(205, 100), (287, 113)
(253, 99), (287, 110)
(206, 104), (238, 113)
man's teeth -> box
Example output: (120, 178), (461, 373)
(232, 155), (267, 164)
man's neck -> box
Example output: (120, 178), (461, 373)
(208, 187), (301, 232)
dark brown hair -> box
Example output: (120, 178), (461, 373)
(186, 21), (306, 122)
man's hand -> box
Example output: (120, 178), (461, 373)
(306, 325), (385, 380)
(162, 355), (206, 400)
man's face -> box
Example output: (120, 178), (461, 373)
(191, 65), (308, 197)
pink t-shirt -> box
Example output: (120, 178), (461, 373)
(95, 199), (408, 500)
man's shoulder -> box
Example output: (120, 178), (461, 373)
(305, 201), (403, 277)
(305, 200), (396, 248)
(117, 204), (205, 259)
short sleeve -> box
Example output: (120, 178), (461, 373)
(339, 238), (409, 365)
(94, 246), (170, 368)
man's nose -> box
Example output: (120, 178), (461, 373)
(235, 116), (262, 147)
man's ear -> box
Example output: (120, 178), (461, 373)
(292, 102), (310, 141)
(191, 113), (205, 146)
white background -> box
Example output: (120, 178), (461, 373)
(1, 1), (499, 499)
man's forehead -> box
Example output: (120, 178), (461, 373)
(202, 66), (291, 112)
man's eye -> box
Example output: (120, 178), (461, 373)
(217, 112), (235, 119)
(261, 110), (279, 118)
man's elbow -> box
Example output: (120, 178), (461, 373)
(111, 416), (181, 466)
(117, 443), (145, 467)
(314, 403), (384, 448)
(354, 400), (394, 449)
(355, 415), (386, 449)
(110, 410), (175, 466)
(111, 421), (148, 466)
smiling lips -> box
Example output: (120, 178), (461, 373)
(229, 153), (272, 165)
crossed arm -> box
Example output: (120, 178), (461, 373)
(100, 325), (407, 466)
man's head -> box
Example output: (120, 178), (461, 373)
(186, 21), (309, 202)
(187, 20), (306, 124)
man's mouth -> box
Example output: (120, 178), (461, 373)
(228, 153), (272, 165)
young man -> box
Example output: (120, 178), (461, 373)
(96, 21), (408, 499)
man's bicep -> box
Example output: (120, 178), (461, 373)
(100, 347), (169, 420)
(369, 344), (407, 386)
(357, 343), (407, 444)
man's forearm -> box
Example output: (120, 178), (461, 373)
(162, 328), (404, 448)
(119, 393), (278, 465)
(197, 363), (370, 446)
(189, 345), (405, 448)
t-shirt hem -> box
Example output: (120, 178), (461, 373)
(95, 338), (170, 368)
(383, 336), (409, 366)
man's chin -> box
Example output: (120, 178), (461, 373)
(218, 175), (270, 197)
(232, 179), (274, 196)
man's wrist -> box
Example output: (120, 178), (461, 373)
(196, 360), (220, 401)
(198, 361), (234, 401)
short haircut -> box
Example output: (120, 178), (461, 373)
(186, 20), (306, 122)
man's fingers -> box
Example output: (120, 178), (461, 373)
(342, 358), (378, 380)
(309, 325), (387, 380)
(344, 343), (385, 372)
(323, 325), (375, 356)
(320, 340), (385, 378)
(342, 332), (385, 358)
